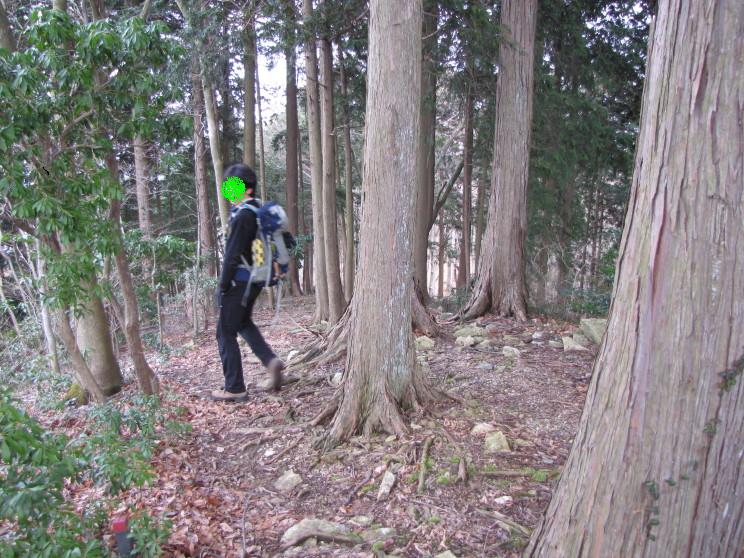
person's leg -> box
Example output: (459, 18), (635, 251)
(239, 285), (285, 391)
(215, 284), (248, 394)
(238, 284), (276, 366)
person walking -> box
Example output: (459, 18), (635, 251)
(212, 163), (285, 402)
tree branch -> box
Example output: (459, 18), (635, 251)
(430, 159), (464, 229)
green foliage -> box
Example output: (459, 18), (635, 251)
(0, 9), (182, 311)
(0, 391), (178, 556)
(130, 511), (172, 558)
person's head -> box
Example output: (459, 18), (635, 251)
(223, 163), (257, 203)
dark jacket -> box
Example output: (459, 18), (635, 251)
(218, 198), (261, 292)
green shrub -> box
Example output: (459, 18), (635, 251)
(0, 391), (176, 556)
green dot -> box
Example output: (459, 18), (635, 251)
(221, 176), (246, 202)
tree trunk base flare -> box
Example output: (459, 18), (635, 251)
(291, 285), (440, 371)
(460, 266), (528, 322)
(412, 284), (439, 337)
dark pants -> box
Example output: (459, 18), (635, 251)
(216, 282), (276, 393)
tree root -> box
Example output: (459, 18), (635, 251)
(417, 436), (435, 494)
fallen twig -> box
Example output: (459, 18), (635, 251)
(345, 469), (374, 505)
(475, 508), (530, 537)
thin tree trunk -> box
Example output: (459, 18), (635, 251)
(36, 241), (60, 375)
(202, 77), (229, 234)
(220, 26), (232, 167)
(323, 0), (434, 447)
(192, 60), (217, 278)
(461, 0), (537, 321)
(413, 0), (438, 299)
(319, 29), (345, 324)
(256, 59), (267, 201)
(339, 46), (355, 301)
(284, 11), (302, 296)
(528, 2), (744, 555)
(243, 16), (256, 167)
(0, 269), (22, 340)
(299, 130), (313, 294)
(303, 0), (328, 322)
(133, 135), (152, 237)
(474, 168), (486, 270)
(438, 218), (445, 298)
(106, 154), (160, 396)
(457, 86), (473, 289)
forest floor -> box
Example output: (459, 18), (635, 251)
(26, 295), (596, 558)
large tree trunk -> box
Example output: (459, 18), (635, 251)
(284, 10), (302, 296)
(527, 2), (744, 556)
(303, 0), (328, 321)
(339, 46), (355, 301)
(243, 17), (256, 167)
(133, 135), (152, 238)
(456, 86), (473, 289)
(413, 0), (438, 299)
(192, 61), (217, 278)
(319, 29), (346, 324)
(322, 0), (433, 446)
(75, 285), (123, 396)
(460, 0), (536, 321)
(55, 308), (106, 403)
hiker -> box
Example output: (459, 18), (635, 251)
(213, 163), (285, 402)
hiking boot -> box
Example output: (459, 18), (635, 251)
(268, 358), (285, 392)
(211, 389), (249, 402)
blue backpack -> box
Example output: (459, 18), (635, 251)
(236, 201), (293, 304)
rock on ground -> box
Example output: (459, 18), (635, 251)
(580, 317), (607, 344)
(471, 422), (497, 436)
(572, 333), (590, 347)
(274, 471), (303, 493)
(562, 336), (589, 352)
(456, 336), (477, 347)
(416, 335), (435, 350)
(280, 518), (362, 548)
(502, 346), (521, 358)
(377, 470), (396, 501)
(484, 431), (511, 453)
(454, 325), (486, 338)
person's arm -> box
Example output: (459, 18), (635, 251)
(218, 209), (257, 291)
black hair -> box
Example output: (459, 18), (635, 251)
(224, 163), (257, 192)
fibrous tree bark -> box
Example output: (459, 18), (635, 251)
(460, 0), (537, 321)
(303, 0), (329, 322)
(320, 0), (434, 446)
(527, 1), (744, 555)
(413, 0), (438, 299)
(318, 20), (345, 325)
(284, 1), (302, 296)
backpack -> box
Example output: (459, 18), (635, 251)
(236, 201), (295, 305)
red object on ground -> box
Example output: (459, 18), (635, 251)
(112, 515), (129, 533)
